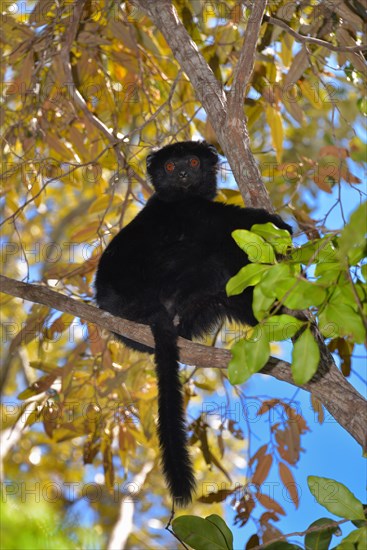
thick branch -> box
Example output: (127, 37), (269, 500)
(225, 0), (272, 210)
(229, 0), (267, 113)
(1, 275), (366, 450)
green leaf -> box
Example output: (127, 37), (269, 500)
(262, 314), (305, 341)
(319, 303), (365, 344)
(291, 328), (320, 384)
(228, 335), (270, 385)
(347, 244), (366, 265)
(315, 262), (342, 284)
(292, 239), (338, 265)
(349, 136), (367, 163)
(206, 515), (233, 550)
(257, 263), (293, 298)
(304, 518), (339, 550)
(357, 96), (367, 116)
(277, 277), (326, 309)
(251, 222), (292, 254)
(339, 202), (367, 263)
(172, 514), (233, 550)
(337, 526), (367, 550)
(276, 278), (327, 309)
(232, 229), (276, 264)
(252, 285), (275, 321)
(307, 476), (365, 520)
(226, 264), (271, 296)
(329, 284), (359, 310)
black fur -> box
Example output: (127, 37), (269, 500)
(95, 141), (292, 506)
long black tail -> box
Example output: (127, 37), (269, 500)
(150, 315), (196, 507)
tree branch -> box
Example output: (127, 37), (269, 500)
(1, 275), (366, 450)
(229, 0), (267, 114)
(226, 0), (272, 210)
(266, 15), (367, 53)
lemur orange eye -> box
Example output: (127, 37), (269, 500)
(165, 161), (175, 173)
(190, 157), (200, 168)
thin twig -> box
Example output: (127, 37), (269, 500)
(267, 15), (367, 53)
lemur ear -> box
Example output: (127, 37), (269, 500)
(206, 143), (218, 156)
(146, 153), (154, 169)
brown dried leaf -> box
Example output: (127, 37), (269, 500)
(340, 166), (362, 184)
(275, 427), (299, 465)
(278, 462), (299, 508)
(257, 399), (280, 416)
(88, 323), (105, 355)
(259, 511), (279, 524)
(83, 438), (100, 464)
(339, 338), (353, 377)
(246, 534), (260, 549)
(249, 444), (268, 467)
(198, 424), (211, 466)
(288, 421), (301, 464)
(16, 50), (34, 90)
(234, 495), (255, 527)
(118, 425), (136, 453)
(336, 28), (367, 77)
(252, 454), (273, 486)
(198, 488), (236, 503)
(319, 146), (349, 159)
(311, 395), (325, 424)
(284, 46), (309, 87)
(295, 413), (309, 435)
(256, 492), (286, 515)
(45, 316), (65, 339)
(103, 440), (114, 489)
(18, 371), (59, 399)
(217, 433), (225, 458)
(314, 168), (333, 193)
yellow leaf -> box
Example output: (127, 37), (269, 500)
(280, 34), (294, 68)
(45, 132), (71, 158)
(71, 221), (100, 243)
(266, 105), (283, 163)
(299, 80), (323, 110)
(88, 195), (123, 215)
(247, 102), (263, 130)
(29, 176), (42, 207)
(5, 194), (25, 220)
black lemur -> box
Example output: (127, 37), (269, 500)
(95, 141), (292, 506)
